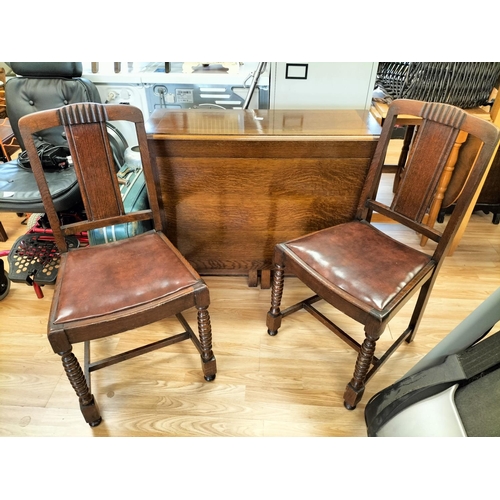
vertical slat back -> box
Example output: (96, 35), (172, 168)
(59, 103), (124, 221)
(360, 99), (500, 262)
(391, 102), (464, 222)
(18, 103), (159, 253)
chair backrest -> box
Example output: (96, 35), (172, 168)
(18, 103), (165, 252)
(5, 62), (101, 149)
(359, 99), (500, 261)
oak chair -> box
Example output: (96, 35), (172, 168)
(18, 103), (217, 427)
(266, 99), (500, 410)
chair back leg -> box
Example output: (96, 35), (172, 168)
(405, 278), (436, 344)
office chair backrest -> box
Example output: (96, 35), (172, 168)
(359, 99), (500, 260)
(5, 62), (101, 149)
(18, 103), (164, 252)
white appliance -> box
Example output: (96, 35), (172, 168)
(270, 62), (377, 110)
(93, 83), (150, 147)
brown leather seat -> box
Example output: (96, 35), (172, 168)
(266, 99), (500, 410)
(285, 221), (432, 311)
(53, 233), (201, 324)
(18, 103), (217, 427)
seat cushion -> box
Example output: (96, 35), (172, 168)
(53, 232), (201, 324)
(0, 160), (80, 212)
(285, 221), (433, 311)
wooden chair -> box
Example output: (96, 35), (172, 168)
(266, 99), (500, 410)
(18, 103), (217, 427)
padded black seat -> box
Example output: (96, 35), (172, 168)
(0, 157), (81, 212)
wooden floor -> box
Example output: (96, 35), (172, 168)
(1, 170), (499, 438)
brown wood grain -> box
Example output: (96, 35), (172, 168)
(147, 109), (380, 274)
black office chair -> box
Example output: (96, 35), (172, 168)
(0, 62), (127, 218)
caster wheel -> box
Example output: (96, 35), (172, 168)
(204, 374), (216, 382)
(0, 268), (10, 301)
(344, 401), (356, 411)
(267, 329), (278, 336)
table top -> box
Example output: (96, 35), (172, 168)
(146, 108), (381, 140)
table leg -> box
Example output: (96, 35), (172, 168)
(248, 270), (258, 287)
(260, 270), (271, 289)
(248, 269), (272, 288)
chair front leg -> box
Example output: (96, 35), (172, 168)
(343, 336), (378, 410)
(197, 306), (217, 381)
(267, 263), (285, 336)
(61, 350), (102, 427)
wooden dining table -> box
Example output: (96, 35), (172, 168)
(145, 108), (381, 287)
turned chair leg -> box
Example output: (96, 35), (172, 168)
(61, 350), (102, 427)
(343, 333), (379, 410)
(267, 263), (285, 335)
(197, 306), (217, 381)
